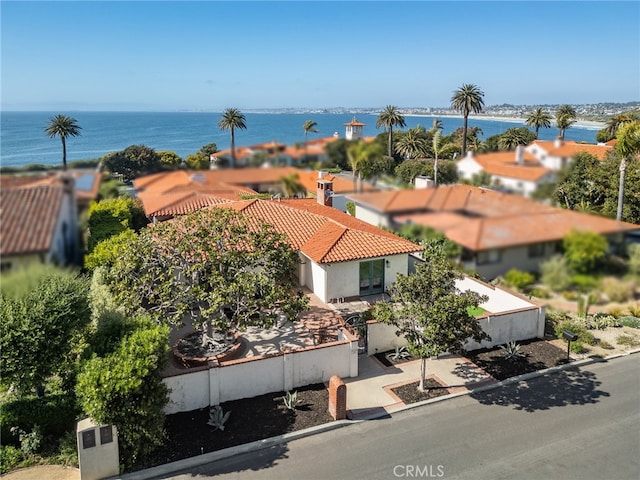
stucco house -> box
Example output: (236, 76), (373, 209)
(457, 140), (615, 197)
(347, 184), (639, 280)
(0, 174), (79, 271)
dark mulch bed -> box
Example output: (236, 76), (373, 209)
(465, 339), (570, 381)
(374, 348), (417, 367)
(391, 378), (450, 404)
(131, 383), (333, 472)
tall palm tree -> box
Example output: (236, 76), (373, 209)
(395, 128), (428, 159)
(302, 120), (318, 142)
(430, 118), (443, 132)
(555, 104), (576, 140)
(431, 130), (457, 186)
(218, 108), (247, 168)
(605, 113), (632, 138)
(615, 121), (640, 220)
(44, 115), (82, 171)
(450, 83), (485, 157)
(525, 108), (552, 138)
(376, 105), (406, 157)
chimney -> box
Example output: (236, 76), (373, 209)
(318, 171), (328, 179)
(414, 175), (434, 189)
(515, 145), (525, 165)
(554, 137), (563, 148)
(317, 180), (333, 207)
(466, 150), (474, 159)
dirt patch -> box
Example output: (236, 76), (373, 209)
(390, 378), (450, 404)
(374, 348), (416, 367)
(466, 339), (569, 381)
(130, 383), (333, 472)
(557, 326), (640, 358)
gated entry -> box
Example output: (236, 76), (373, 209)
(346, 314), (367, 355)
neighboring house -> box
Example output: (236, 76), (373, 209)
(0, 174), (79, 271)
(526, 139), (613, 171)
(456, 147), (556, 197)
(348, 185), (639, 279)
(134, 167), (372, 219)
(457, 140), (615, 197)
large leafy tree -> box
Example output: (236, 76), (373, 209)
(555, 104), (577, 140)
(562, 230), (608, 274)
(1, 265), (91, 396)
(554, 152), (604, 210)
(218, 108), (247, 168)
(102, 144), (163, 183)
(374, 239), (489, 391)
(615, 121), (640, 220)
(376, 105), (406, 157)
(87, 196), (147, 252)
(450, 84), (485, 157)
(105, 208), (308, 335)
(525, 108), (552, 138)
(44, 115), (82, 171)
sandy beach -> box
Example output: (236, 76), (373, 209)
(405, 113), (605, 129)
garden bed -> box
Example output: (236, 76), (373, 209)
(390, 378), (450, 404)
(465, 339), (569, 381)
(131, 383), (333, 472)
(374, 348), (416, 367)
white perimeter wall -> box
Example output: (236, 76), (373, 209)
(464, 307), (545, 350)
(163, 335), (358, 414)
(354, 204), (390, 228)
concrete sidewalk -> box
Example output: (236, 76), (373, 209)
(344, 354), (497, 419)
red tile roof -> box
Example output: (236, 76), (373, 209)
(209, 198), (420, 264)
(1, 185), (64, 256)
(530, 140), (613, 160)
(350, 185), (639, 251)
(464, 151), (553, 181)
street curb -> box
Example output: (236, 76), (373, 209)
(115, 349), (639, 479)
(114, 419), (355, 480)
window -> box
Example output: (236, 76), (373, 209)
(477, 249), (501, 265)
(528, 243), (546, 258)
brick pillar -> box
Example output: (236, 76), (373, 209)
(328, 375), (347, 420)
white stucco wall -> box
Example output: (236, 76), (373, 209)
(308, 260), (327, 303)
(456, 156), (484, 180)
(464, 307), (545, 350)
(163, 338), (356, 414)
(354, 204), (390, 228)
(367, 321), (408, 356)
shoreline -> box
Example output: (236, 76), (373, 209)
(405, 113), (605, 129)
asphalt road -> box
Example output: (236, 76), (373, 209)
(158, 354), (639, 480)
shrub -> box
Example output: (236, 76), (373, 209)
(619, 316), (640, 329)
(616, 334), (640, 347)
(529, 287), (551, 299)
(601, 277), (636, 303)
(570, 341), (587, 354)
(571, 274), (600, 292)
(608, 306), (625, 318)
(598, 340), (615, 350)
(628, 304), (640, 317)
(207, 405), (231, 431)
(503, 269), (536, 290)
(282, 391), (300, 411)
(562, 290), (578, 301)
(540, 255), (571, 291)
(588, 313), (620, 330)
(628, 244), (640, 276)
(554, 321), (597, 346)
(562, 230), (608, 274)
(0, 446), (23, 474)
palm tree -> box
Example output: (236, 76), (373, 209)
(615, 121), (640, 220)
(450, 84), (485, 157)
(555, 104), (577, 140)
(431, 130), (457, 186)
(218, 108), (247, 168)
(525, 108), (552, 138)
(376, 105), (406, 157)
(44, 115), (82, 171)
(302, 120), (318, 142)
(498, 128), (530, 151)
(604, 113), (632, 138)
(395, 128), (428, 159)
(279, 173), (307, 198)
(430, 118), (443, 132)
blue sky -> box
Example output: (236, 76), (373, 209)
(2, 1), (639, 111)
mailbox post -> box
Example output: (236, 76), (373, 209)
(562, 330), (578, 360)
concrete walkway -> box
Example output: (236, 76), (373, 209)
(344, 354), (497, 419)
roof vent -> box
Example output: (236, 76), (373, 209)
(189, 173), (206, 183)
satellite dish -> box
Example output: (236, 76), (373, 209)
(325, 189), (334, 197)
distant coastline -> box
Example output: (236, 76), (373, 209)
(404, 113), (606, 130)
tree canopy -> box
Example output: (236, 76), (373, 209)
(218, 108), (247, 168)
(451, 84), (484, 156)
(376, 105), (406, 157)
(87, 196), (147, 252)
(102, 145), (163, 183)
(105, 208), (309, 333)
(373, 239), (489, 390)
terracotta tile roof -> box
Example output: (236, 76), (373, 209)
(348, 185), (550, 216)
(530, 140), (613, 160)
(1, 170), (101, 204)
(141, 191), (232, 217)
(1, 185), (64, 256)
(209, 198), (420, 264)
(466, 151), (553, 181)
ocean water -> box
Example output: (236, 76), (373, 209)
(0, 111), (602, 168)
